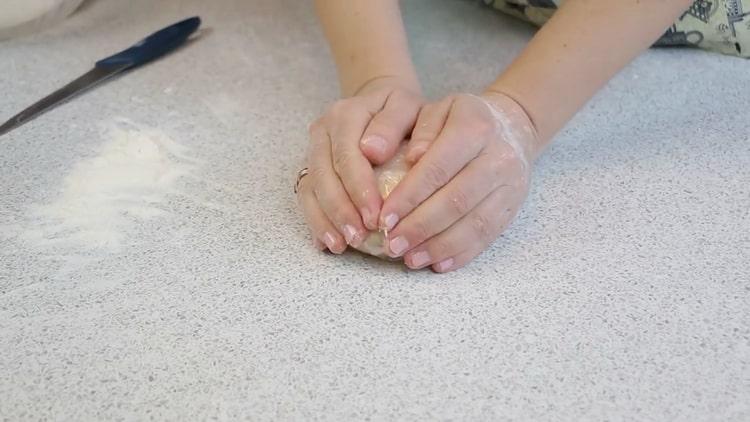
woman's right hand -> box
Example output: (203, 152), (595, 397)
(297, 77), (423, 253)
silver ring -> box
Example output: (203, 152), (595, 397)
(294, 167), (309, 194)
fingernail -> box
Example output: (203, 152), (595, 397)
(409, 250), (431, 268)
(389, 236), (409, 256)
(434, 258), (454, 272)
(323, 232), (337, 251)
(360, 207), (373, 229)
(361, 135), (387, 155)
(343, 224), (361, 246)
(382, 213), (399, 231)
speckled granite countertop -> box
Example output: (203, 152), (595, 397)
(1, 0), (748, 420)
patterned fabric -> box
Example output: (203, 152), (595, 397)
(482, 0), (750, 58)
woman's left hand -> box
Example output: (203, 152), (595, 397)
(379, 91), (540, 272)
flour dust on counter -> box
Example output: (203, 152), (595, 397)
(202, 92), (245, 127)
(20, 118), (200, 252)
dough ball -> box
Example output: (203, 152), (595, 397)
(353, 144), (410, 259)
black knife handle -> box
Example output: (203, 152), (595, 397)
(95, 16), (201, 70)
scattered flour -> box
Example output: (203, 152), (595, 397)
(23, 119), (197, 250)
(203, 93), (243, 126)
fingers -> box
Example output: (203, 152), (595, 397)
(402, 185), (520, 272)
(384, 152), (504, 257)
(297, 176), (347, 254)
(326, 100), (384, 230)
(406, 96), (453, 164)
(360, 89), (422, 165)
(308, 122), (368, 247)
(380, 95), (493, 233)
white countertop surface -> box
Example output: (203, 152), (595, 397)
(1, 0), (749, 420)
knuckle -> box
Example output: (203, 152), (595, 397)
(312, 185), (327, 203)
(308, 165), (325, 182)
(420, 102), (439, 115)
(328, 99), (350, 116)
(365, 120), (390, 140)
(400, 194), (423, 216)
(471, 213), (495, 244)
(471, 117), (495, 138)
(487, 155), (507, 180)
(411, 129), (438, 144)
(307, 215), (326, 233)
(318, 193), (348, 224)
(415, 111), (433, 127)
(311, 179), (334, 204)
(421, 161), (450, 190)
(332, 209), (350, 227)
(428, 239), (452, 259)
(409, 219), (432, 243)
(448, 189), (472, 216)
(310, 133), (328, 152)
(332, 150), (355, 173)
(385, 88), (404, 103)
(393, 88), (421, 106)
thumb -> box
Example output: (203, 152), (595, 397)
(405, 96), (453, 164)
(360, 91), (422, 166)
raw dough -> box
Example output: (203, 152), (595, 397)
(353, 144), (410, 259)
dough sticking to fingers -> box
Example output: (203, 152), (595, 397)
(354, 143), (410, 259)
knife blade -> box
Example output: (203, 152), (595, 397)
(0, 16), (201, 138)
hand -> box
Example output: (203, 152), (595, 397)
(297, 77), (423, 253)
(380, 92), (539, 272)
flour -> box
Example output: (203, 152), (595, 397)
(23, 119), (197, 250)
(203, 93), (243, 126)
(473, 93), (532, 171)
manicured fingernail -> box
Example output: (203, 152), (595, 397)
(389, 236), (409, 256)
(361, 135), (387, 155)
(323, 232), (337, 251)
(383, 213), (399, 231)
(360, 207), (374, 229)
(435, 258), (454, 272)
(409, 250), (431, 268)
(343, 224), (361, 246)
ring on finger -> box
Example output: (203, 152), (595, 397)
(294, 167), (309, 194)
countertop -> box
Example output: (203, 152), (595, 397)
(1, 0), (748, 420)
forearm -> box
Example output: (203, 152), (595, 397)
(487, 0), (693, 157)
(314, 0), (419, 96)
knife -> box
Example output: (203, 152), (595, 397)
(0, 16), (201, 137)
